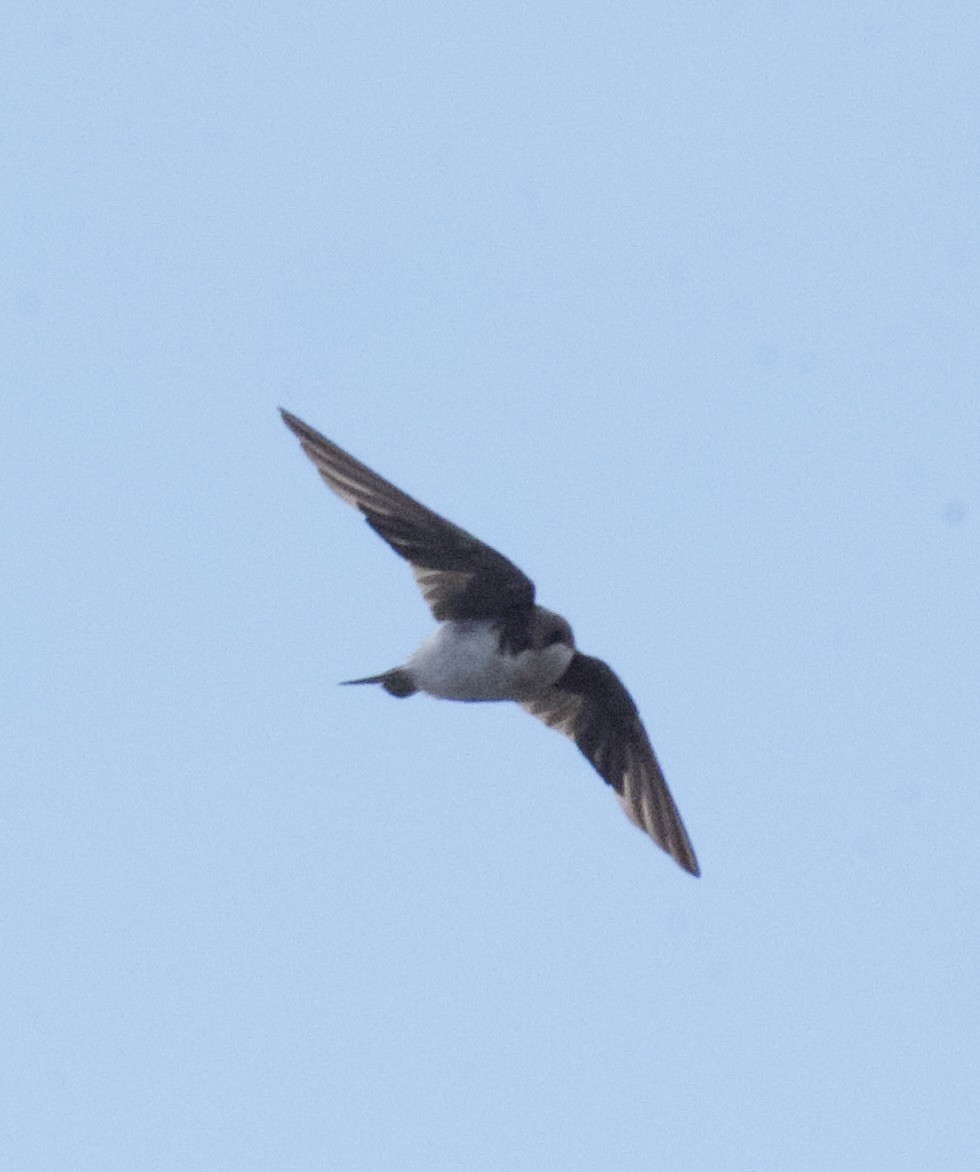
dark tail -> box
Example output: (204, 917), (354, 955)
(340, 668), (417, 698)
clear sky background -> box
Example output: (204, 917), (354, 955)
(3, 3), (979, 1169)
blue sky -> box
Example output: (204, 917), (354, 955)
(3, 3), (979, 1169)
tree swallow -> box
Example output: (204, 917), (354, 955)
(281, 410), (699, 876)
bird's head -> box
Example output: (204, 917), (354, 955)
(530, 606), (576, 651)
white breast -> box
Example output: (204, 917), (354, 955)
(407, 621), (573, 702)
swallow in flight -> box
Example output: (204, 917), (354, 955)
(281, 409), (699, 876)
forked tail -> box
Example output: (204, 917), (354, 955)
(340, 668), (417, 698)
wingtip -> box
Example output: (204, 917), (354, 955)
(672, 840), (701, 877)
(280, 408), (320, 448)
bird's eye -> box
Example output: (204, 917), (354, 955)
(547, 627), (566, 646)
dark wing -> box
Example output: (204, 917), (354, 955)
(280, 410), (535, 623)
(520, 653), (700, 876)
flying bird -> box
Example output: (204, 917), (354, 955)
(280, 409), (699, 876)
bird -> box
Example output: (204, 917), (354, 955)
(280, 409), (699, 876)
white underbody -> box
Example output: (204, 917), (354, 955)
(406, 620), (573, 702)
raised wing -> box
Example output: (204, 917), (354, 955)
(521, 652), (699, 876)
(280, 410), (535, 623)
